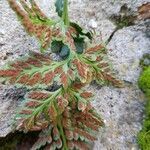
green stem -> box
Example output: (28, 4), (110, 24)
(30, 88), (62, 117)
(63, 0), (69, 26)
(58, 115), (68, 150)
(53, 93), (68, 150)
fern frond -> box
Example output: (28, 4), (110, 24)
(30, 0), (48, 20)
(8, 0), (93, 53)
(70, 22), (93, 40)
(15, 85), (95, 131)
(16, 88), (66, 131)
(0, 42), (122, 89)
(83, 44), (123, 87)
(30, 104), (103, 150)
(31, 126), (52, 150)
(8, 0), (54, 51)
(3, 1), (124, 150)
(14, 84), (103, 149)
(0, 52), (72, 89)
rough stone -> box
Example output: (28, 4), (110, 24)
(107, 25), (150, 83)
(89, 84), (145, 150)
(0, 85), (26, 137)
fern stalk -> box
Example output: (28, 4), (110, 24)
(57, 116), (68, 150)
(54, 93), (68, 150)
(63, 0), (70, 26)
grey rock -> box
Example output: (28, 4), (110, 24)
(107, 25), (150, 83)
(89, 85), (145, 150)
(0, 85), (27, 137)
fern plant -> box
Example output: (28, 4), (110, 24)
(0, 0), (123, 149)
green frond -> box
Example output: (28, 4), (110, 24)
(14, 85), (103, 150)
(0, 45), (122, 89)
(7, 0), (54, 51)
(3, 1), (124, 149)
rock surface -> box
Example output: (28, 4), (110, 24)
(90, 85), (145, 150)
(0, 85), (26, 137)
(0, 0), (150, 149)
(108, 25), (150, 83)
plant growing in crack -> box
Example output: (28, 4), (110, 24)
(0, 0), (123, 149)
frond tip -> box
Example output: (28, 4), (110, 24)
(7, 0), (53, 51)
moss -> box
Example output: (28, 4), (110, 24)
(138, 62), (150, 150)
(138, 100), (150, 150)
(138, 67), (150, 95)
